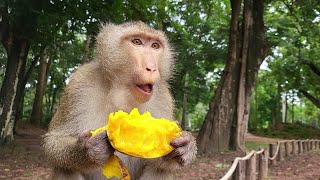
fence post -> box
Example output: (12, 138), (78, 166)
(309, 139), (312, 151)
(299, 140), (303, 153)
(234, 160), (246, 180)
(246, 154), (256, 180)
(311, 139), (315, 150)
(279, 142), (284, 161)
(269, 144), (277, 165)
(292, 140), (297, 155)
(303, 140), (307, 152)
(258, 149), (268, 180)
(285, 141), (291, 157)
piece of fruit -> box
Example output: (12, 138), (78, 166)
(91, 108), (182, 179)
(106, 108), (182, 158)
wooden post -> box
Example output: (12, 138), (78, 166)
(246, 154), (256, 180)
(309, 140), (312, 151)
(292, 141), (297, 155)
(303, 140), (307, 152)
(234, 160), (246, 180)
(269, 144), (277, 165)
(285, 141), (291, 157)
(279, 143), (284, 161)
(299, 140), (303, 153)
(258, 149), (268, 180)
(311, 140), (315, 150)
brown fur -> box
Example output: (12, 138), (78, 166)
(43, 21), (197, 180)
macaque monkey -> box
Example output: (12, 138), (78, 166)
(43, 21), (197, 180)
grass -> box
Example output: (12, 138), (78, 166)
(215, 163), (230, 169)
(245, 141), (269, 151)
(251, 122), (320, 140)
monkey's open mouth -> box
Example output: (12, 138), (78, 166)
(136, 84), (153, 94)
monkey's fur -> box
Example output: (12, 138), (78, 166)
(43, 22), (197, 180)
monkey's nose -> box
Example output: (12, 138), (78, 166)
(146, 67), (156, 72)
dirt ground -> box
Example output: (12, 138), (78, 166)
(0, 126), (320, 180)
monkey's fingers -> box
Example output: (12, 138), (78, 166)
(166, 147), (185, 158)
(170, 132), (190, 148)
(163, 147), (187, 167)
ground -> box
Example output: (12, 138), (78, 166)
(0, 126), (320, 180)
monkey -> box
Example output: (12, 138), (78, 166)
(43, 21), (197, 180)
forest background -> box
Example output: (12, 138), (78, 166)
(0, 0), (320, 154)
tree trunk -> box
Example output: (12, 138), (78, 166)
(197, 0), (267, 153)
(14, 55), (40, 131)
(299, 89), (320, 108)
(0, 33), (30, 143)
(274, 82), (282, 127)
(281, 93), (287, 123)
(30, 47), (50, 125)
(181, 73), (190, 130)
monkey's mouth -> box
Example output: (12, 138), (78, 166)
(136, 84), (153, 94)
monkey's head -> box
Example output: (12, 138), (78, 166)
(95, 21), (174, 103)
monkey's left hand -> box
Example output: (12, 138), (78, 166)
(165, 131), (197, 166)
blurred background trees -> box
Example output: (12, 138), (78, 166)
(0, 0), (319, 153)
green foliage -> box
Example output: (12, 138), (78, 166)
(249, 70), (278, 130)
(252, 123), (320, 139)
(189, 103), (209, 130)
(249, 0), (320, 131)
(167, 0), (230, 124)
(1, 0), (319, 130)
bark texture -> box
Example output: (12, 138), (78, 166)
(197, 0), (267, 153)
(31, 47), (50, 125)
(0, 31), (30, 143)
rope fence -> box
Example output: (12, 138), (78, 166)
(220, 139), (320, 180)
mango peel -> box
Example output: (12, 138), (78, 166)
(91, 108), (182, 179)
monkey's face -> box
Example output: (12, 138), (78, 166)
(124, 35), (163, 103)
(96, 22), (174, 103)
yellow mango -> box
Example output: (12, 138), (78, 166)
(106, 108), (182, 158)
(91, 108), (182, 179)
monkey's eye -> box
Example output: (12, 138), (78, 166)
(151, 43), (160, 49)
(132, 39), (142, 45)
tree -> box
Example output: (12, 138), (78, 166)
(266, 0), (320, 107)
(0, 0), (36, 143)
(197, 0), (267, 153)
(30, 47), (51, 125)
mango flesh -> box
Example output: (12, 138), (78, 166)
(106, 108), (182, 158)
(91, 108), (182, 179)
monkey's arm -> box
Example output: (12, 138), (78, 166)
(43, 128), (114, 171)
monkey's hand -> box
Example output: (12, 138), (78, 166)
(79, 130), (115, 166)
(165, 131), (197, 167)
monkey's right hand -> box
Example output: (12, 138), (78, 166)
(79, 130), (115, 166)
